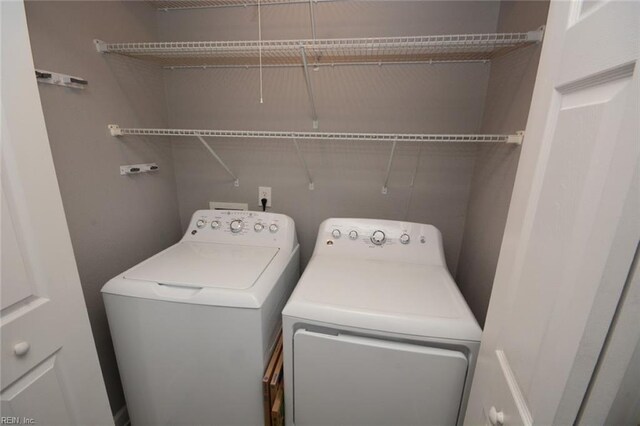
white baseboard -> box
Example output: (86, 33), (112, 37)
(113, 405), (129, 426)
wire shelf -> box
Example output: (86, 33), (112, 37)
(152, 0), (337, 10)
(96, 29), (543, 67)
(108, 125), (524, 144)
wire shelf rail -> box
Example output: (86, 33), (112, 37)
(108, 125), (524, 144)
(95, 29), (544, 67)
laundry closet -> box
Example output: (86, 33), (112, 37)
(26, 0), (548, 420)
(8, 0), (639, 425)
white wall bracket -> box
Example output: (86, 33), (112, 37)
(293, 138), (315, 190)
(300, 46), (319, 129)
(120, 163), (159, 175)
(527, 26), (545, 43)
(109, 124), (123, 136)
(36, 69), (87, 89)
(381, 137), (398, 194)
(195, 134), (240, 187)
(94, 39), (108, 53)
(507, 130), (525, 145)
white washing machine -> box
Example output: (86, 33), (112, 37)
(102, 210), (299, 425)
(282, 218), (481, 426)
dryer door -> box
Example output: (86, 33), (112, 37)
(293, 329), (468, 426)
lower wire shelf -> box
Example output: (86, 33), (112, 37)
(108, 125), (524, 144)
(108, 124), (524, 193)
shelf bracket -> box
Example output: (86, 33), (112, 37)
(300, 46), (319, 129)
(507, 130), (525, 145)
(108, 124), (123, 136)
(382, 137), (398, 195)
(94, 39), (108, 53)
(293, 138), (315, 190)
(195, 134), (240, 187)
(527, 26), (545, 43)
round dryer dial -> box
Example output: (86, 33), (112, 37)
(254, 223), (264, 232)
(399, 233), (410, 244)
(269, 224), (279, 233)
(348, 230), (358, 240)
(211, 220), (220, 229)
(230, 219), (243, 233)
(196, 219), (206, 229)
(371, 230), (386, 245)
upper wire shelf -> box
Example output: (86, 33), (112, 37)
(95, 29), (544, 68)
(151, 0), (337, 10)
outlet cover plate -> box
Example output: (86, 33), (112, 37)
(258, 186), (272, 207)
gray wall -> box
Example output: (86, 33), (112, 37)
(158, 1), (501, 271)
(456, 1), (549, 326)
(25, 1), (182, 415)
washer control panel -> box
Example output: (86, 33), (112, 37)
(184, 210), (296, 249)
(317, 218), (446, 266)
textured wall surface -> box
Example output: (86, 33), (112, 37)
(456, 1), (549, 326)
(158, 1), (501, 271)
(25, 1), (182, 414)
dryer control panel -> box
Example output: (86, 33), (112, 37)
(313, 218), (446, 266)
(183, 210), (297, 250)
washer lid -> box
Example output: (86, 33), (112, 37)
(124, 242), (279, 289)
(283, 255), (482, 341)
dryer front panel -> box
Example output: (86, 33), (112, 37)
(293, 329), (468, 426)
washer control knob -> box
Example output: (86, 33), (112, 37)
(211, 220), (220, 229)
(254, 223), (264, 232)
(269, 224), (279, 233)
(332, 229), (341, 239)
(371, 230), (386, 245)
(348, 230), (358, 240)
(399, 233), (410, 244)
(230, 219), (243, 233)
(196, 219), (206, 229)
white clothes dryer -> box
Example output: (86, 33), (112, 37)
(102, 210), (299, 425)
(282, 218), (481, 426)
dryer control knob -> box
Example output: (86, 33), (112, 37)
(332, 229), (341, 239)
(196, 219), (206, 229)
(371, 230), (386, 245)
(230, 219), (243, 233)
(211, 220), (220, 229)
(254, 223), (264, 232)
(400, 233), (410, 244)
(269, 224), (279, 233)
(348, 230), (358, 240)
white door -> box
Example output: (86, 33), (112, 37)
(465, 1), (640, 425)
(0, 1), (113, 424)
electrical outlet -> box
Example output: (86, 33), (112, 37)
(258, 186), (272, 208)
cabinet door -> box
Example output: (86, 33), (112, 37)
(0, 2), (112, 424)
(293, 329), (468, 426)
(465, 1), (640, 425)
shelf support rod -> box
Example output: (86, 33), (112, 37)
(308, 0), (317, 41)
(293, 137), (315, 190)
(300, 46), (319, 129)
(195, 134), (240, 187)
(257, 0), (264, 104)
(382, 136), (398, 195)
